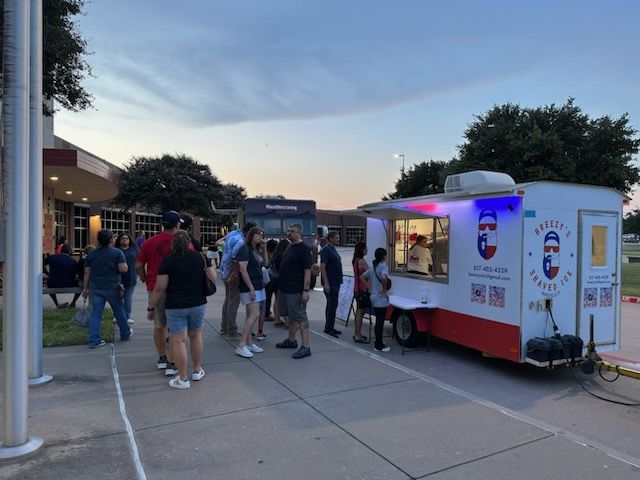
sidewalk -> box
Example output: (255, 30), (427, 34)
(1, 286), (639, 479)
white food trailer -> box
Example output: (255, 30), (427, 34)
(358, 171), (626, 364)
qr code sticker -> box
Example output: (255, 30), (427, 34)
(583, 288), (597, 308)
(471, 284), (486, 304)
(599, 287), (613, 307)
(489, 286), (505, 308)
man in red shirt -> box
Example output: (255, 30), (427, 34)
(136, 211), (185, 372)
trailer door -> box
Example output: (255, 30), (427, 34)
(577, 211), (619, 346)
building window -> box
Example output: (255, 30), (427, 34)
(345, 226), (365, 246)
(200, 218), (223, 245)
(101, 208), (131, 235)
(391, 216), (449, 280)
(54, 199), (68, 242)
(135, 212), (161, 238)
(73, 205), (89, 251)
(328, 225), (342, 244)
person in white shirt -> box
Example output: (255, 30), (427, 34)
(407, 235), (432, 274)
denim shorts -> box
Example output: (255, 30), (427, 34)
(240, 288), (266, 306)
(165, 304), (206, 334)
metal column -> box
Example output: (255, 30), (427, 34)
(0, 0), (44, 460)
(28, 0), (51, 386)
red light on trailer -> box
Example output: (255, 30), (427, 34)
(517, 190), (525, 196)
(623, 199), (629, 205)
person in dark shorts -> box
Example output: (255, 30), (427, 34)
(275, 224), (313, 359)
(147, 231), (216, 390)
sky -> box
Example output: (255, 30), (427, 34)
(55, 0), (640, 211)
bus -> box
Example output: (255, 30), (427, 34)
(240, 198), (317, 242)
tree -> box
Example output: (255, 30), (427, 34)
(219, 183), (247, 209)
(384, 160), (449, 200)
(624, 208), (640, 235)
(112, 154), (226, 217)
(450, 99), (640, 194)
(0, 0), (93, 112)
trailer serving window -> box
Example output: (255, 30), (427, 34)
(392, 216), (449, 280)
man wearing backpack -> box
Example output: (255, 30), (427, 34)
(219, 222), (256, 337)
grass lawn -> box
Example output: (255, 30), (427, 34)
(0, 308), (114, 348)
(621, 262), (640, 297)
(622, 245), (640, 256)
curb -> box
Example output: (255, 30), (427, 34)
(621, 296), (640, 304)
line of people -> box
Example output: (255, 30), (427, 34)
(83, 212), (391, 391)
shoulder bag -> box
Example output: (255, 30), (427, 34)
(354, 259), (372, 308)
(201, 253), (217, 296)
(374, 263), (392, 291)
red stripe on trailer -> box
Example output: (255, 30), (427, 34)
(411, 308), (521, 362)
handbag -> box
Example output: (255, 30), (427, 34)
(71, 301), (90, 327)
(227, 261), (240, 286)
(355, 291), (372, 308)
(201, 253), (217, 296)
(374, 264), (392, 291)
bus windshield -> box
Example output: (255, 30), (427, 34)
(245, 215), (282, 236)
(283, 215), (316, 236)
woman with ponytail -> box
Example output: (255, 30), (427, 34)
(361, 247), (391, 352)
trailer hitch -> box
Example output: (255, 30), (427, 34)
(580, 314), (640, 380)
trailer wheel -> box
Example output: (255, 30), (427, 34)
(392, 310), (419, 348)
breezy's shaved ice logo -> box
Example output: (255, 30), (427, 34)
(477, 209), (497, 260)
(528, 219), (574, 297)
(543, 231), (560, 280)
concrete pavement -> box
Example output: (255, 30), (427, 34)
(1, 283), (640, 479)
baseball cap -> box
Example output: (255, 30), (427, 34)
(162, 210), (184, 227)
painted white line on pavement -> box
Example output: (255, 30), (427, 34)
(110, 344), (148, 480)
(312, 329), (640, 469)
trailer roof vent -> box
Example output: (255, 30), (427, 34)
(444, 170), (516, 195)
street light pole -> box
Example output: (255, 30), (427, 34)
(394, 153), (405, 176)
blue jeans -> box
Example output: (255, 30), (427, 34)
(88, 288), (130, 346)
(123, 284), (136, 319)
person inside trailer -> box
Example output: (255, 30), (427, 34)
(407, 235), (432, 274)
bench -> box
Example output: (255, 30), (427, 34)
(0, 286), (83, 296)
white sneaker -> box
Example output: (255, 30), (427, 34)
(127, 318), (135, 326)
(375, 345), (391, 353)
(235, 345), (254, 358)
(247, 343), (264, 353)
(168, 376), (190, 390)
(191, 368), (205, 381)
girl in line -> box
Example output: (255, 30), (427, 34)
(352, 241), (369, 343)
(361, 248), (391, 352)
(235, 227), (268, 358)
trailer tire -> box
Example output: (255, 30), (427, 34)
(392, 310), (419, 348)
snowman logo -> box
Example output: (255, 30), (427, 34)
(543, 231), (560, 280)
(477, 209), (497, 260)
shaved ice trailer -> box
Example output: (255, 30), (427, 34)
(358, 171), (626, 365)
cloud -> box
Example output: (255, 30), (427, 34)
(81, 0), (640, 126)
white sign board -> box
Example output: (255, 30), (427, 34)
(336, 276), (354, 321)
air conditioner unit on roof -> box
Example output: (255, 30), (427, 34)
(444, 170), (515, 195)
